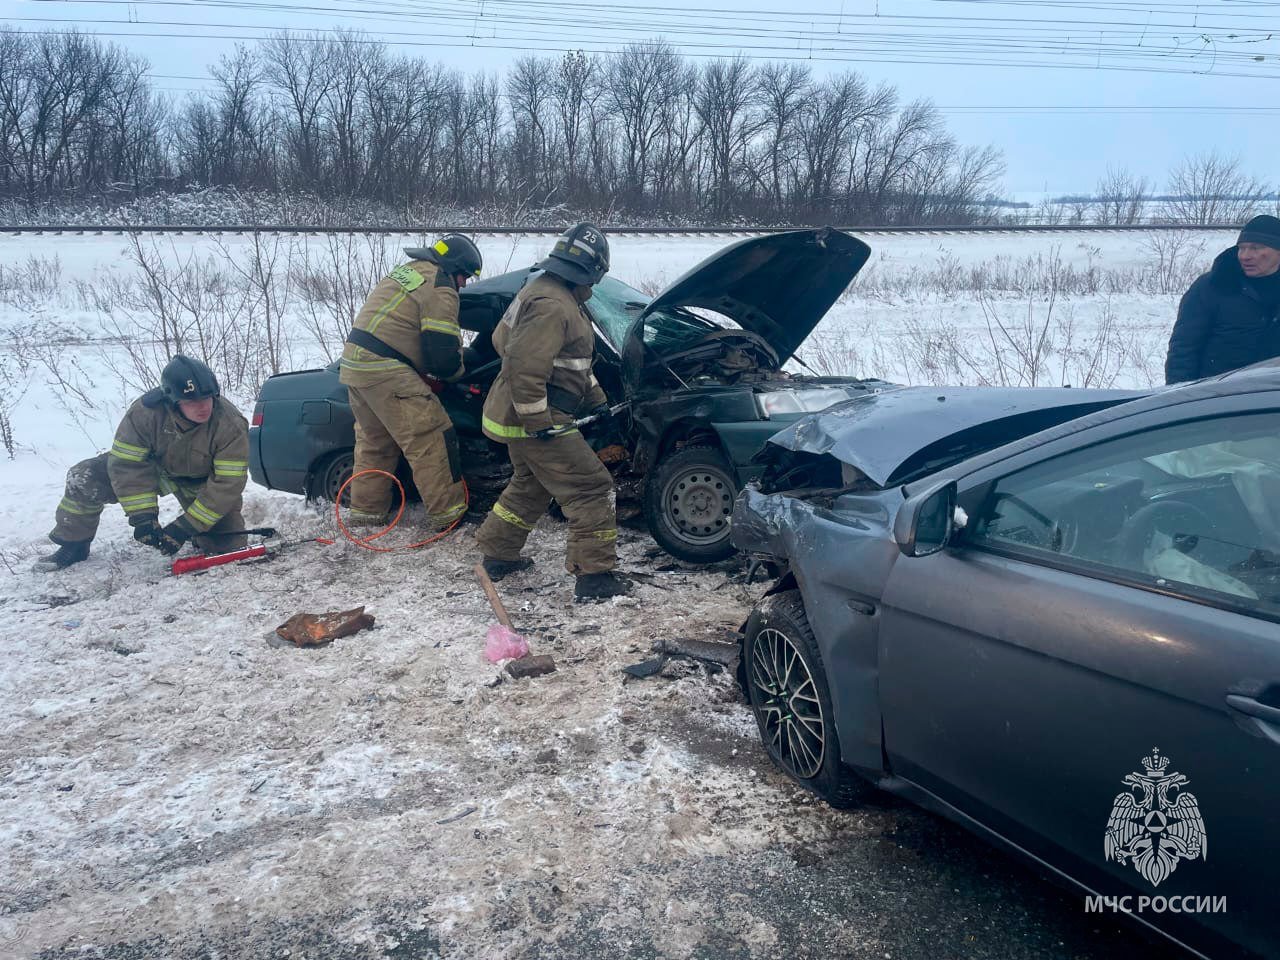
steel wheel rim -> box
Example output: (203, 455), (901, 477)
(326, 453), (354, 505)
(662, 463), (735, 546)
(750, 626), (825, 779)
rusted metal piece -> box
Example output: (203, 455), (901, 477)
(275, 607), (375, 647)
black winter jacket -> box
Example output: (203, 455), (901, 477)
(1165, 247), (1280, 384)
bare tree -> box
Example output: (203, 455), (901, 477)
(799, 73), (897, 221)
(206, 45), (273, 189)
(506, 56), (555, 198)
(323, 32), (371, 196)
(694, 57), (760, 216)
(0, 31), (117, 204)
(1164, 151), (1269, 225)
(99, 52), (168, 197)
(262, 32), (332, 188)
(0, 25), (1013, 227)
(853, 98), (945, 223)
(753, 62), (810, 216)
(651, 59), (700, 211)
(551, 50), (597, 198)
(605, 41), (680, 207)
(1092, 165), (1150, 225)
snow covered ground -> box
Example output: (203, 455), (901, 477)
(0, 230), (1230, 958)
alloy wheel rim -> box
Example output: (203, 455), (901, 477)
(750, 626), (825, 779)
(663, 464), (734, 545)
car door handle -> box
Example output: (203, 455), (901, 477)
(1225, 694), (1280, 725)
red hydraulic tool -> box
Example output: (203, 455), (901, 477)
(171, 528), (323, 575)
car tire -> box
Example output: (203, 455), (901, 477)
(644, 445), (737, 563)
(313, 449), (353, 505)
(744, 590), (869, 809)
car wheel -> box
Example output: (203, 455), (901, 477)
(644, 445), (737, 563)
(744, 590), (869, 808)
(314, 450), (353, 505)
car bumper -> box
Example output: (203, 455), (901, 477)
(730, 485), (814, 558)
(248, 426), (269, 489)
(713, 417), (807, 483)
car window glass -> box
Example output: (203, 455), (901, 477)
(586, 277), (647, 351)
(967, 412), (1280, 617)
(588, 277), (736, 356)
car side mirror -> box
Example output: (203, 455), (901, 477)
(894, 479), (958, 558)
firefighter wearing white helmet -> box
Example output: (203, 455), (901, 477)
(36, 354), (250, 570)
(476, 223), (632, 601)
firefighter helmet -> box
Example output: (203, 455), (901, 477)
(536, 222), (610, 286)
(427, 233), (483, 279)
(160, 354), (220, 404)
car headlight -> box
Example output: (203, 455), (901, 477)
(755, 388), (852, 418)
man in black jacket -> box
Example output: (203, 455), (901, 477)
(1165, 215), (1280, 384)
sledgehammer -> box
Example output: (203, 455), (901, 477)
(472, 563), (556, 679)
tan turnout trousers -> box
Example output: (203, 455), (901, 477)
(475, 428), (617, 575)
(344, 367), (466, 528)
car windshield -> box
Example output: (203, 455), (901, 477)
(588, 276), (726, 356)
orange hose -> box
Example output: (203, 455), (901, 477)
(331, 467), (468, 552)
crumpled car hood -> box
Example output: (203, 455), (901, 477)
(633, 227), (871, 365)
(765, 385), (1149, 487)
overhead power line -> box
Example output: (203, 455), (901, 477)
(7, 0), (1280, 80)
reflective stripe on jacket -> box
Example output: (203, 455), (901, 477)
(106, 396), (249, 531)
(481, 274), (607, 441)
(339, 258), (463, 385)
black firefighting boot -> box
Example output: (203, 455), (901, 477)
(482, 555), (534, 581)
(34, 540), (91, 571)
(574, 570), (633, 601)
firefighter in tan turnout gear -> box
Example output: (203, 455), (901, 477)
(37, 355), (250, 570)
(476, 223), (632, 601)
(339, 235), (483, 531)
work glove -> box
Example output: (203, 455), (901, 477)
(587, 404), (614, 429)
(161, 517), (196, 552)
(133, 518), (182, 556)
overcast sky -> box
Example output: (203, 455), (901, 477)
(2, 0), (1276, 198)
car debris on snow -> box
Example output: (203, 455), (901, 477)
(275, 606), (376, 647)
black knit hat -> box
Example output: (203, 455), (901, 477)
(1238, 215), (1280, 251)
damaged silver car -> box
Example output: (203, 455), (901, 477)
(732, 367), (1280, 960)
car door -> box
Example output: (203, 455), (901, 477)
(878, 398), (1280, 959)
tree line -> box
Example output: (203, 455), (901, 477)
(0, 28), (1006, 225)
(1037, 157), (1274, 227)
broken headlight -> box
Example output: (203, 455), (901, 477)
(754, 387), (852, 418)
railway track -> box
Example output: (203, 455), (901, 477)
(0, 223), (1240, 236)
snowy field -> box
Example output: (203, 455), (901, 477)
(0, 230), (1232, 958)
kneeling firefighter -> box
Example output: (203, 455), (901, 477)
(339, 235), (483, 531)
(38, 355), (250, 570)
(476, 222), (632, 601)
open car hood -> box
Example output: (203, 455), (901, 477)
(631, 228), (870, 367)
(765, 385), (1149, 487)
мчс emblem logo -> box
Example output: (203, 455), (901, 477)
(1105, 748), (1207, 887)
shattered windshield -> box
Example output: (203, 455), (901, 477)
(586, 277), (643, 351)
(588, 277), (724, 357)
